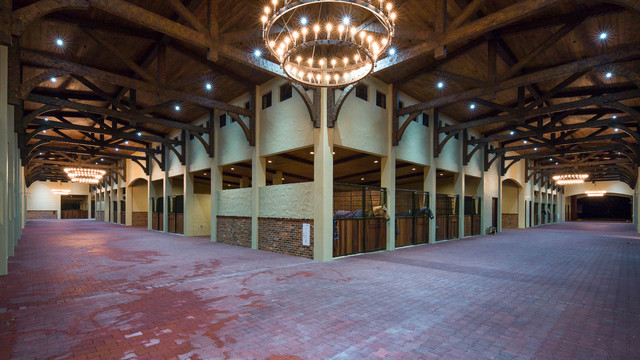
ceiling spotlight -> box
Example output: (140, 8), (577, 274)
(300, 17), (308, 25)
(309, 151), (314, 155)
(549, 158), (553, 161)
(510, 131), (515, 135)
(523, 140), (527, 144)
(555, 162), (558, 165)
(412, 168), (416, 171)
(137, 132), (142, 136)
(115, 148), (119, 151)
(43, 130), (47, 133)
(388, 47), (396, 55)
(374, 160), (379, 163)
(361, 177), (365, 181)
(612, 115), (617, 119)
(599, 32), (608, 40)
(230, 167), (235, 170)
(268, 160), (272, 163)
(437, 81), (444, 89)
(534, 147), (538, 151)
(39, 152), (43, 155)
(51, 77), (57, 83)
(44, 117), (49, 121)
(174, 104), (181, 111)
(614, 128), (619, 132)
(125, 141), (129, 144)
(205, 82), (213, 91)
(55, 38), (64, 47)
(342, 16), (350, 25)
(469, 103), (476, 110)
(254, 49), (262, 57)
(605, 72), (612, 78)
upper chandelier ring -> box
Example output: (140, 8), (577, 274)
(261, 0), (397, 88)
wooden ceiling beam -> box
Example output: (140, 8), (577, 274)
(398, 47), (640, 117)
(21, 50), (251, 116)
(36, 145), (147, 161)
(375, 0), (559, 72)
(30, 118), (176, 145)
(472, 116), (635, 144)
(490, 133), (634, 153)
(441, 89), (640, 132)
(27, 93), (206, 133)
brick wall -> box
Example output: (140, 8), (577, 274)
(132, 212), (148, 227)
(27, 210), (57, 220)
(217, 216), (252, 248)
(258, 218), (314, 259)
(502, 213), (519, 229)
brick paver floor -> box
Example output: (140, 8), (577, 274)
(1, 220), (638, 359)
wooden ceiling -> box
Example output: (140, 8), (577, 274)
(4, 0), (640, 187)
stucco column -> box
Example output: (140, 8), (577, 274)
(479, 147), (487, 234)
(7, 107), (15, 248)
(162, 146), (170, 232)
(104, 180), (111, 223)
(88, 192), (93, 220)
(381, 83), (395, 251)
(251, 85), (265, 250)
(116, 176), (122, 224)
(210, 160), (221, 242)
(184, 134), (195, 236)
(0, 45), (8, 274)
(313, 87), (333, 261)
(497, 172), (503, 233)
(147, 166), (155, 230)
(273, 171), (283, 185)
(456, 135), (465, 238)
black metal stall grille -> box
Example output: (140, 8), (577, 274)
(152, 197), (163, 230)
(464, 196), (482, 236)
(333, 183), (388, 257)
(168, 195), (184, 234)
(436, 194), (459, 241)
(395, 189), (431, 247)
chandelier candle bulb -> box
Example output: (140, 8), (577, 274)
(263, 0), (395, 87)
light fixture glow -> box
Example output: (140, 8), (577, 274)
(254, 49), (262, 57)
(437, 81), (444, 89)
(605, 72), (613, 78)
(205, 82), (213, 91)
(599, 32), (608, 40)
(469, 103), (476, 110)
(51, 77), (57, 83)
(174, 104), (181, 111)
(55, 38), (64, 47)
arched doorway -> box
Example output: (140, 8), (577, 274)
(126, 178), (149, 227)
(501, 179), (522, 229)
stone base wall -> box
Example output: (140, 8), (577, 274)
(217, 216), (252, 248)
(258, 218), (314, 259)
(132, 212), (148, 227)
(27, 210), (57, 220)
(502, 213), (519, 229)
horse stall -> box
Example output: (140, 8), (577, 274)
(152, 197), (163, 231)
(464, 196), (481, 236)
(534, 201), (539, 225)
(168, 195), (184, 234)
(333, 183), (388, 257)
(395, 190), (431, 247)
(436, 194), (459, 241)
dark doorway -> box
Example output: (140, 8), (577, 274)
(491, 197), (498, 228)
(576, 195), (632, 221)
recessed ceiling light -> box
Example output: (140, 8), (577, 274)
(436, 81), (444, 89)
(412, 168), (416, 171)
(300, 17), (308, 25)
(599, 32), (608, 40)
(374, 160), (379, 163)
(612, 115), (617, 119)
(230, 167), (235, 170)
(469, 103), (475, 110)
(254, 49), (262, 57)
(310, 151), (314, 155)
(205, 82), (213, 91)
(50, 77), (57, 83)
(534, 148), (538, 151)
(614, 128), (619, 132)
(523, 140), (527, 144)
(605, 72), (612, 78)
(55, 38), (64, 47)
(510, 131), (515, 135)
(360, 177), (365, 181)
(268, 160), (272, 163)
(174, 104), (181, 111)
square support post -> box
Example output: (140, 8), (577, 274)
(313, 87), (334, 261)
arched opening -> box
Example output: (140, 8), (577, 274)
(571, 194), (632, 221)
(127, 178), (148, 227)
(501, 179), (522, 229)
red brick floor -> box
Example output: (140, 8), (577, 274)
(1, 220), (638, 360)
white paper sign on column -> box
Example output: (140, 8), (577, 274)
(302, 223), (310, 246)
